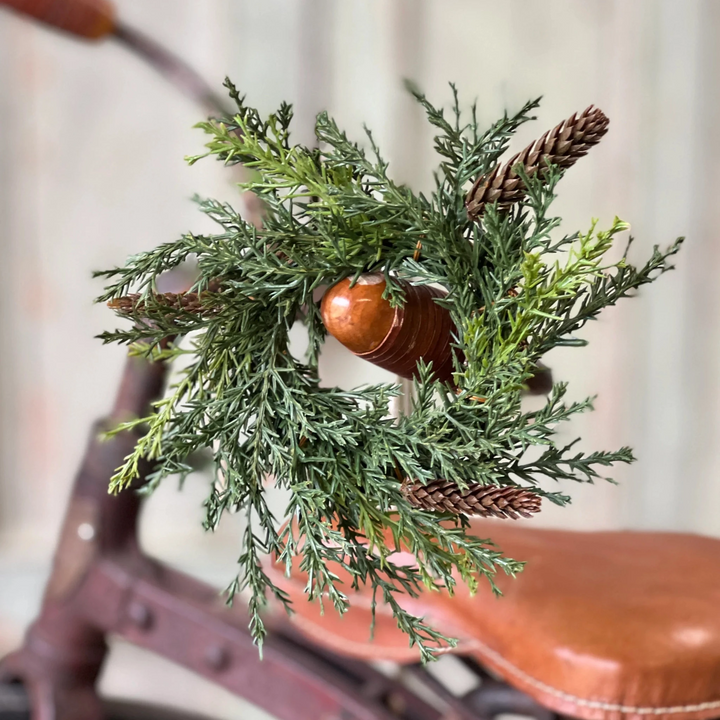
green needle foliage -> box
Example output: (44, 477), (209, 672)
(96, 79), (683, 660)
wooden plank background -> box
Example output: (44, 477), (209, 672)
(0, 1), (718, 716)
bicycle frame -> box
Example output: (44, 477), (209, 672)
(0, 352), (460, 720)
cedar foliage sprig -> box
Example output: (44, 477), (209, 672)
(95, 78), (683, 660)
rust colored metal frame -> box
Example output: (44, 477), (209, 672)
(0, 354), (553, 720)
(0, 356), (432, 720)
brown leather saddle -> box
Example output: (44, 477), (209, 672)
(266, 520), (720, 720)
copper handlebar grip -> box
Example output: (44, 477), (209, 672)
(1, 0), (230, 114)
(0, 0), (115, 40)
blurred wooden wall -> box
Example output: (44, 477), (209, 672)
(1, 0), (719, 569)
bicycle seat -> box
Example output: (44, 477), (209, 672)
(266, 520), (720, 720)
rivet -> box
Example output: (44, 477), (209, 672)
(204, 644), (230, 671)
(77, 523), (95, 541)
(386, 692), (407, 716)
(128, 602), (153, 630)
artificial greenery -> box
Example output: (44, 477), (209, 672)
(96, 79), (682, 660)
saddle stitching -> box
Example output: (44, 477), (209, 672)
(290, 610), (720, 716)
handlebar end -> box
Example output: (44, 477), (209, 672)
(1, 0), (116, 41)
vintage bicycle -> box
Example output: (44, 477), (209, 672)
(1, 3), (719, 720)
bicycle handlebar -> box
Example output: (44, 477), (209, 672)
(1, 0), (232, 115)
(0, 0), (115, 40)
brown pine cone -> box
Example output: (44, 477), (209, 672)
(108, 290), (212, 316)
(401, 478), (541, 519)
(108, 280), (223, 317)
(466, 105), (609, 220)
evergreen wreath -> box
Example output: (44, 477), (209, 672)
(96, 79), (683, 660)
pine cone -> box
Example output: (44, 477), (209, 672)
(466, 105), (609, 220)
(108, 280), (223, 317)
(108, 291), (208, 316)
(401, 478), (541, 519)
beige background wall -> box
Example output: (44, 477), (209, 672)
(0, 1), (718, 716)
